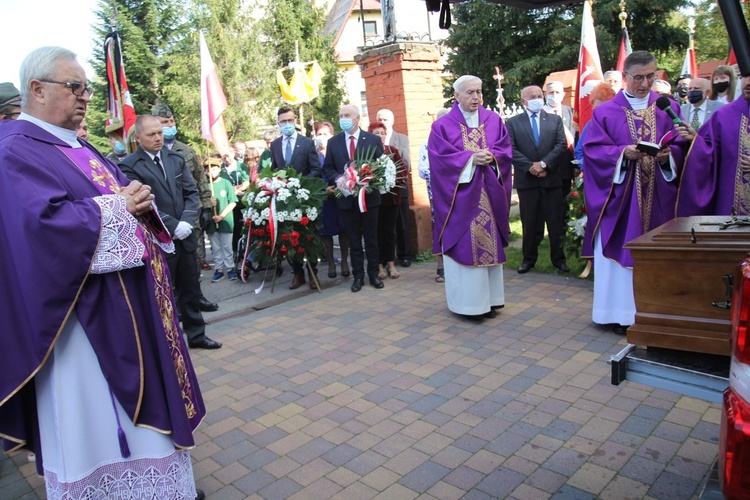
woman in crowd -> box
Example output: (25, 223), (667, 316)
(710, 65), (736, 104)
(369, 121), (406, 280)
(315, 121), (350, 279)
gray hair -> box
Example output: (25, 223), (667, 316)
(603, 70), (622, 80)
(453, 75), (481, 93)
(20, 46), (77, 104)
(376, 109), (394, 121)
(341, 104), (360, 117)
(623, 51), (657, 73)
(546, 81), (564, 91)
(436, 108), (449, 119)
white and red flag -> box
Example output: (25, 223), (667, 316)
(681, 45), (698, 78)
(573, 0), (604, 131)
(200, 31), (230, 156)
(104, 32), (136, 145)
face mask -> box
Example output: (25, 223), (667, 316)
(315, 136), (329, 149)
(713, 81), (730, 94)
(687, 90), (705, 104)
(162, 126), (177, 140)
(279, 123), (295, 136)
(545, 95), (560, 107)
(339, 118), (354, 133)
(677, 85), (689, 98)
(526, 98), (544, 113)
(113, 141), (127, 154)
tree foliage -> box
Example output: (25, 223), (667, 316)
(693, 0), (750, 64)
(445, 0), (689, 104)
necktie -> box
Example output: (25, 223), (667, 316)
(531, 113), (540, 146)
(349, 135), (356, 161)
(154, 155), (166, 179)
(691, 108), (701, 130)
(284, 137), (292, 164)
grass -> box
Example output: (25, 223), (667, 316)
(414, 215), (591, 278)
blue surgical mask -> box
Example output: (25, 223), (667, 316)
(162, 126), (177, 140)
(279, 123), (295, 136)
(339, 118), (354, 133)
(113, 141), (127, 154)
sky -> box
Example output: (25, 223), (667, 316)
(1, 0), (99, 87)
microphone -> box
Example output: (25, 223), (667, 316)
(655, 96), (686, 127)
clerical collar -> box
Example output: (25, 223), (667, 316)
(458, 104), (478, 119)
(18, 113), (81, 148)
(622, 91), (650, 110)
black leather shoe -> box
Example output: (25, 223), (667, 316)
(517, 262), (534, 274)
(400, 259), (412, 268)
(196, 489), (205, 500)
(555, 263), (571, 273)
(198, 297), (219, 312)
(369, 276), (385, 289)
(612, 324), (629, 335)
(351, 277), (364, 292)
(189, 337), (222, 349)
(484, 309), (498, 318)
(492, 305), (505, 311)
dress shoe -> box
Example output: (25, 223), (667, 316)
(188, 337), (222, 349)
(517, 262), (534, 274)
(196, 489), (205, 500)
(369, 276), (385, 289)
(612, 324), (629, 335)
(351, 277), (364, 292)
(400, 258), (412, 268)
(198, 297), (219, 312)
(555, 263), (571, 273)
(492, 304), (505, 311)
(289, 274), (306, 290)
(484, 309), (498, 318)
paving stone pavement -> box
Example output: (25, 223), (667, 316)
(1, 264), (722, 499)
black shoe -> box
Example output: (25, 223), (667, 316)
(484, 309), (498, 318)
(198, 297), (219, 312)
(351, 277), (364, 292)
(612, 324), (629, 335)
(517, 262), (534, 274)
(196, 489), (205, 500)
(459, 313), (484, 321)
(555, 263), (570, 273)
(369, 276), (385, 289)
(400, 258), (412, 268)
(491, 305), (505, 311)
(188, 337), (222, 349)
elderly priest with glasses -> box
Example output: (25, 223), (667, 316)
(0, 46), (206, 500)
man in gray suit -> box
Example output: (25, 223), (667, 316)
(681, 77), (724, 130)
(376, 108), (413, 267)
(120, 115), (222, 349)
(506, 86), (569, 274)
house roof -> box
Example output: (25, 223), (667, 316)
(323, 0), (382, 46)
(451, 0), (580, 9)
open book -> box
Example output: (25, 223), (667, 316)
(636, 129), (679, 157)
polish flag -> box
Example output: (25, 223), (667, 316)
(104, 32), (137, 145)
(681, 46), (698, 78)
(200, 31), (230, 155)
(573, 0), (604, 131)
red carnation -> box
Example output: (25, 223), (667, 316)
(306, 236), (313, 242)
(280, 245), (288, 253)
(281, 233), (290, 241)
(300, 216), (310, 226)
(297, 247), (305, 253)
(571, 191), (580, 199)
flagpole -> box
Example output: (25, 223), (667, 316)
(206, 140), (219, 230)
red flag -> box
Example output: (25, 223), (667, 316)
(728, 47), (737, 66)
(574, 0), (604, 131)
(681, 46), (698, 78)
(200, 32), (230, 155)
(616, 27), (632, 72)
(104, 32), (136, 145)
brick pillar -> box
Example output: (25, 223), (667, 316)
(355, 42), (444, 256)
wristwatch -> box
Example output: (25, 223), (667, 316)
(540, 161), (547, 170)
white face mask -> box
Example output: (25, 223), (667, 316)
(545, 95), (560, 107)
(526, 98), (545, 113)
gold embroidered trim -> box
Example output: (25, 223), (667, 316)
(625, 105), (658, 231)
(470, 188), (499, 264)
(734, 114), (750, 215)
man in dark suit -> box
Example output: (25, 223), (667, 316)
(680, 77), (724, 129)
(543, 81), (576, 200)
(323, 104), (385, 292)
(120, 115), (222, 349)
(270, 106), (322, 289)
(506, 85), (569, 274)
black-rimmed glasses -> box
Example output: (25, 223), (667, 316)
(626, 73), (657, 84)
(39, 80), (94, 98)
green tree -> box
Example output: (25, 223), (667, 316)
(261, 0), (344, 130)
(693, 0), (750, 65)
(444, 0), (689, 104)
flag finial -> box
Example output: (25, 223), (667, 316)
(619, 0), (628, 29)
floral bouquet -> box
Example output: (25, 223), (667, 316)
(243, 167), (327, 273)
(564, 175), (590, 277)
(335, 148), (397, 212)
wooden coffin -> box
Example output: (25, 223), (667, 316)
(623, 216), (750, 356)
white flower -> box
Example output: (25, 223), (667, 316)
(255, 193), (269, 205)
(307, 207), (319, 221)
(287, 177), (301, 188)
(277, 188), (292, 202)
(568, 215), (588, 237)
(245, 192), (256, 205)
(296, 188), (310, 201)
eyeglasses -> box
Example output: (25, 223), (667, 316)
(626, 73), (657, 84)
(39, 80), (94, 98)
(278, 119), (295, 125)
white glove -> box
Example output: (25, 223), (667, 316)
(173, 221), (193, 240)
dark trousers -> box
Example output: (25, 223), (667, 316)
(378, 205), (399, 264)
(166, 241), (206, 343)
(519, 186), (566, 267)
(342, 207), (379, 279)
(395, 194), (412, 260)
(232, 203), (244, 263)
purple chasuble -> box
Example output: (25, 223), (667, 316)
(677, 98), (750, 216)
(0, 120), (205, 472)
(428, 103), (513, 266)
(582, 91), (685, 267)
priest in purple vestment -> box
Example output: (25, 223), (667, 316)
(0, 47), (205, 500)
(582, 51), (686, 334)
(428, 75), (512, 319)
(676, 74), (750, 216)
